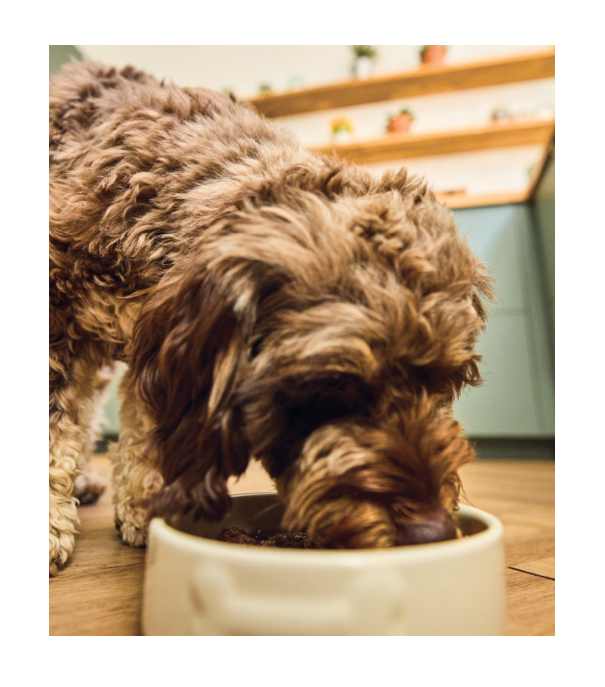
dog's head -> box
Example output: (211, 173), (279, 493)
(131, 163), (493, 547)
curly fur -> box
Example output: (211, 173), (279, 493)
(49, 60), (493, 574)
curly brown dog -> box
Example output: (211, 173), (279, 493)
(49, 61), (493, 575)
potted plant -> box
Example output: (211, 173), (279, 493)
(257, 83), (273, 96)
(490, 106), (512, 124)
(351, 45), (377, 79)
(419, 45), (447, 66)
(386, 108), (415, 134)
(331, 117), (355, 143)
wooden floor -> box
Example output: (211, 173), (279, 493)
(49, 456), (554, 636)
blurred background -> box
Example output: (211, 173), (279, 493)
(50, 45), (555, 460)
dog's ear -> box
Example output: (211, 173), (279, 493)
(130, 255), (287, 522)
(471, 262), (495, 325)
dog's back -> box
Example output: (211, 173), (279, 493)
(50, 61), (318, 301)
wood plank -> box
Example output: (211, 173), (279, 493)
(50, 563), (146, 636)
(247, 49), (555, 118)
(512, 556), (555, 580)
(460, 459), (555, 504)
(67, 503), (147, 576)
(505, 569), (555, 635)
(435, 190), (528, 209)
(501, 522), (555, 569)
(57, 455), (147, 576)
(313, 120), (554, 164)
(459, 460), (554, 570)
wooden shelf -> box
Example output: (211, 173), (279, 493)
(313, 119), (554, 165)
(435, 190), (528, 209)
(247, 49), (555, 118)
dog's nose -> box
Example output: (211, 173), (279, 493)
(395, 509), (458, 546)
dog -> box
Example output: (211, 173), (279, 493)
(49, 61), (493, 575)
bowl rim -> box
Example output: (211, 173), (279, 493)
(149, 495), (503, 566)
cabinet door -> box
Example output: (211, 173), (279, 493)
(455, 314), (541, 435)
(452, 204), (553, 437)
(457, 205), (525, 314)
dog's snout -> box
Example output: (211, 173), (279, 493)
(395, 509), (458, 546)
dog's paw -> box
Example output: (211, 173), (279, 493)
(114, 502), (148, 548)
(74, 472), (106, 505)
(49, 525), (75, 576)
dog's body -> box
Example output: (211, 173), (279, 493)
(50, 61), (492, 575)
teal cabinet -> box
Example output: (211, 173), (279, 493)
(453, 204), (554, 437)
(531, 155), (555, 348)
(462, 207), (526, 312)
(49, 45), (82, 75)
(456, 314), (543, 435)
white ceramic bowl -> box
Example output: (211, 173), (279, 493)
(142, 493), (506, 635)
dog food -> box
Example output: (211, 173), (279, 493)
(217, 526), (326, 549)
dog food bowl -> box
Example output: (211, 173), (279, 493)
(142, 493), (506, 635)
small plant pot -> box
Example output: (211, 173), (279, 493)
(420, 45), (447, 66)
(257, 84), (273, 97)
(352, 56), (373, 80)
(332, 130), (352, 144)
(490, 107), (512, 124)
(387, 114), (414, 134)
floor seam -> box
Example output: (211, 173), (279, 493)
(508, 566), (554, 581)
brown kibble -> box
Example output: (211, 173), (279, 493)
(250, 528), (280, 543)
(217, 526), (258, 546)
(216, 526), (326, 549)
(260, 532), (308, 548)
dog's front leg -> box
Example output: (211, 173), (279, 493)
(109, 368), (163, 548)
(49, 355), (99, 575)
